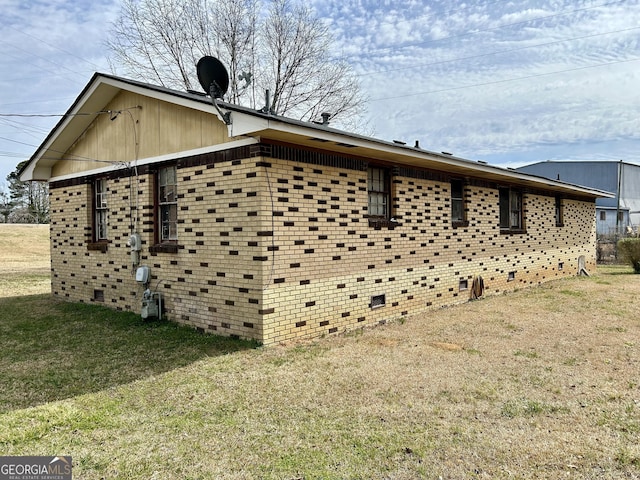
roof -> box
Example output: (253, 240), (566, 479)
(21, 73), (613, 200)
(518, 159), (640, 168)
(518, 160), (640, 211)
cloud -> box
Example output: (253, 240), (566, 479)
(0, 0), (120, 181)
(313, 0), (640, 165)
(1, 0), (640, 188)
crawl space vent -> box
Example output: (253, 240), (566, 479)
(370, 294), (386, 309)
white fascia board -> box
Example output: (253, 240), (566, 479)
(229, 114), (614, 199)
(19, 157), (43, 182)
(48, 137), (258, 182)
(228, 112), (270, 137)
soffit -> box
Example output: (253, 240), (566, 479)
(241, 126), (613, 200)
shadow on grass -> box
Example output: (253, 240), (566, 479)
(0, 294), (258, 413)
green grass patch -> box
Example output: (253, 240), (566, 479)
(0, 295), (257, 412)
(464, 347), (482, 355)
(500, 399), (569, 418)
(514, 349), (539, 359)
(597, 404), (640, 435)
(558, 289), (585, 297)
(615, 448), (640, 467)
(1, 267), (640, 478)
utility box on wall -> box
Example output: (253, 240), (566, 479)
(141, 289), (161, 320)
(135, 265), (150, 284)
(135, 266), (160, 319)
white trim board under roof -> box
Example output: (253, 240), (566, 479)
(20, 73), (613, 200)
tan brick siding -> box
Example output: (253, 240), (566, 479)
(257, 159), (595, 343)
(50, 154), (596, 345)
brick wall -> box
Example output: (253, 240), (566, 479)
(49, 146), (596, 345)
(257, 158), (595, 343)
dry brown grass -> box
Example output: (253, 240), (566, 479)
(0, 224), (50, 297)
(0, 223), (638, 478)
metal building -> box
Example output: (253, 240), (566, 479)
(517, 161), (640, 235)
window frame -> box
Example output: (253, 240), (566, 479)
(157, 164), (178, 243)
(499, 186), (525, 233)
(555, 196), (564, 227)
(366, 166), (396, 228)
(94, 177), (108, 242)
(367, 166), (390, 219)
(450, 179), (468, 227)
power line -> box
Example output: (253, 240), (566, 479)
(0, 126), (51, 141)
(4, 25), (102, 71)
(360, 26), (640, 77)
(0, 97), (76, 108)
(370, 56), (640, 102)
(0, 113), (95, 118)
(0, 135), (123, 166)
(0, 136), (43, 149)
(0, 38), (92, 82)
(0, 107), (141, 165)
(0, 151), (29, 158)
(0, 107), (141, 118)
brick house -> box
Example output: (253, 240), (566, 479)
(21, 73), (609, 345)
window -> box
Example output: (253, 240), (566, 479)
(451, 179), (465, 225)
(599, 211), (606, 221)
(499, 187), (523, 231)
(367, 167), (390, 218)
(158, 165), (178, 241)
(555, 197), (564, 227)
(94, 178), (108, 241)
(617, 211), (624, 222)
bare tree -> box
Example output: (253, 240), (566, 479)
(106, 0), (366, 127)
(261, 0), (365, 128)
(209, 0), (257, 104)
(107, 0), (202, 89)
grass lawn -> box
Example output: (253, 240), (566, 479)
(0, 263), (639, 478)
(0, 224), (50, 297)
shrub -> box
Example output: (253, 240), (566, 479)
(617, 238), (640, 273)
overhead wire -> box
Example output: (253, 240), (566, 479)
(370, 56), (640, 102)
(360, 25), (640, 77)
(0, 43), (89, 89)
(3, 25), (102, 71)
(0, 107), (143, 166)
(332, 1), (639, 103)
(0, 109), (140, 118)
(325, 1), (639, 109)
(0, 116), (52, 134)
(0, 97), (77, 108)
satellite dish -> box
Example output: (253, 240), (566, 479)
(196, 56), (229, 98)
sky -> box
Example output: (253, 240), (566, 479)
(1, 0), (639, 189)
